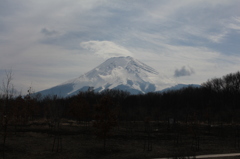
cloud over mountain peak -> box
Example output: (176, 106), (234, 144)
(80, 41), (133, 59)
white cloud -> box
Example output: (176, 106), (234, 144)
(208, 30), (229, 43)
(228, 17), (240, 31)
(131, 42), (240, 85)
(80, 41), (133, 59)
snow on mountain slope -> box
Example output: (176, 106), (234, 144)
(37, 56), (176, 97)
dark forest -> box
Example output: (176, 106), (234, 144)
(1, 71), (240, 158)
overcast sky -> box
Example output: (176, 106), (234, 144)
(1, 0), (240, 94)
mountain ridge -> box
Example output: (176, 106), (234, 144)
(37, 56), (190, 97)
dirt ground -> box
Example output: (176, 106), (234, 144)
(1, 121), (240, 159)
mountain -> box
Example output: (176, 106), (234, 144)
(158, 84), (201, 93)
(37, 56), (176, 97)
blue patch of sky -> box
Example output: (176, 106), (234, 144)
(206, 31), (240, 55)
(168, 30), (240, 56)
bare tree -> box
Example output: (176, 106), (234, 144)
(45, 95), (64, 152)
(0, 69), (15, 158)
(144, 117), (153, 151)
(1, 70), (15, 113)
(93, 96), (118, 151)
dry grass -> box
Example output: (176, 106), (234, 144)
(0, 121), (240, 159)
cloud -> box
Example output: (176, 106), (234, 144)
(41, 28), (58, 36)
(208, 30), (229, 43)
(80, 41), (133, 59)
(228, 17), (240, 31)
(174, 66), (195, 77)
(1, 0), (240, 93)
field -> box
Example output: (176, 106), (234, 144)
(1, 120), (240, 159)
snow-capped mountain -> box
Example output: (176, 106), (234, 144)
(37, 56), (176, 97)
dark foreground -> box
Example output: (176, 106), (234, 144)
(1, 120), (240, 159)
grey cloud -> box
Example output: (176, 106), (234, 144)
(0, 1), (25, 17)
(41, 28), (58, 36)
(1, 0), (240, 93)
(174, 66), (195, 77)
(39, 31), (91, 50)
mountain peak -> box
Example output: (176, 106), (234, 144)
(38, 56), (175, 97)
(93, 56), (159, 76)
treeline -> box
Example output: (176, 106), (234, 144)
(121, 71), (240, 123)
(0, 70), (240, 156)
(1, 71), (240, 125)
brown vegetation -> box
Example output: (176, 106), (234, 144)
(1, 121), (240, 159)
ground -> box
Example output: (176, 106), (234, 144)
(1, 121), (240, 159)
